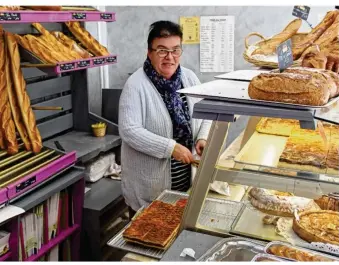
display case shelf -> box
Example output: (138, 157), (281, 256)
(0, 10), (116, 23)
(22, 54), (118, 75)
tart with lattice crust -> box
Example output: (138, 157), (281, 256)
(249, 187), (319, 217)
(292, 210), (339, 245)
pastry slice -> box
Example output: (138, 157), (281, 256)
(278, 127), (331, 173)
(326, 125), (339, 175)
(256, 118), (299, 137)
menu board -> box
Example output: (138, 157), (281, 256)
(200, 16), (235, 73)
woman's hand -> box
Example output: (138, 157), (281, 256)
(195, 139), (207, 156)
(172, 143), (194, 164)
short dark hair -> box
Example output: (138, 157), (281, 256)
(147, 20), (183, 50)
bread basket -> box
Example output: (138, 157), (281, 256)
(91, 122), (107, 137)
(243, 32), (307, 69)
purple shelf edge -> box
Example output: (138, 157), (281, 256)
(26, 224), (80, 261)
(0, 189), (8, 206)
(6, 151), (77, 200)
(0, 251), (12, 261)
(55, 54), (118, 74)
(0, 10), (116, 23)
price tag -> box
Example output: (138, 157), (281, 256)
(16, 176), (36, 193)
(100, 13), (112, 20)
(77, 60), (90, 68)
(93, 58), (105, 65)
(0, 12), (21, 21)
(72, 12), (87, 20)
(105, 56), (117, 63)
(277, 39), (293, 72)
(60, 62), (75, 71)
(292, 5), (311, 20)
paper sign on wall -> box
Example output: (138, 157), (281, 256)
(200, 16), (235, 73)
(180, 16), (200, 44)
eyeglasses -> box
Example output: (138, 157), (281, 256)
(150, 48), (183, 58)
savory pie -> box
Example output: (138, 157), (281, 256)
(315, 192), (339, 211)
(123, 200), (184, 249)
(249, 187), (318, 217)
(256, 118), (300, 137)
(267, 244), (335, 261)
(278, 127), (331, 173)
(292, 210), (339, 245)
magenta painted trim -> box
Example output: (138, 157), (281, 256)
(8, 219), (18, 261)
(26, 224), (80, 261)
(0, 10), (116, 23)
(0, 189), (8, 206)
(54, 54), (118, 74)
(6, 151), (76, 200)
(0, 251), (12, 261)
(70, 178), (85, 261)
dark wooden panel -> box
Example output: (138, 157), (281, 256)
(27, 76), (71, 100)
(102, 89), (122, 125)
(3, 23), (63, 35)
(38, 113), (73, 140)
(33, 95), (72, 120)
(22, 68), (48, 80)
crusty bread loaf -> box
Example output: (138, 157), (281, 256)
(248, 71), (330, 106)
(275, 67), (338, 98)
(292, 11), (338, 60)
(6, 32), (42, 154)
(252, 19), (302, 56)
(65, 22), (110, 56)
(51, 31), (91, 59)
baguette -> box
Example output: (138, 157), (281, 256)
(292, 11), (338, 60)
(6, 32), (42, 154)
(252, 19), (302, 56)
(0, 29), (18, 154)
(51, 31), (91, 58)
(3, 34), (31, 152)
(248, 71), (330, 106)
(22, 6), (62, 11)
(32, 23), (82, 60)
(65, 21), (110, 56)
(0, 6), (21, 10)
(0, 29), (6, 149)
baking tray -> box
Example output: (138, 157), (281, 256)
(107, 190), (245, 259)
(251, 253), (286, 262)
(178, 79), (339, 110)
(230, 192), (288, 243)
(265, 241), (339, 262)
(197, 236), (265, 261)
(214, 69), (269, 82)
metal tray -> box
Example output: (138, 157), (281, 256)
(107, 190), (245, 259)
(198, 237), (265, 261)
(251, 253), (286, 262)
(178, 79), (339, 110)
(265, 241), (339, 262)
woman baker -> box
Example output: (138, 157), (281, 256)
(119, 20), (211, 217)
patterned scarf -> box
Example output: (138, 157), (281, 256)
(143, 57), (193, 149)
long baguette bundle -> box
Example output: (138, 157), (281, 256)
(51, 31), (91, 58)
(32, 23), (83, 61)
(6, 32), (42, 154)
(292, 10), (338, 60)
(65, 22), (110, 56)
(252, 19), (302, 56)
(0, 28), (18, 154)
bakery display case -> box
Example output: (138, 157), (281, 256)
(174, 69), (339, 258)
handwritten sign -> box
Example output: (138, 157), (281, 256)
(277, 39), (293, 72)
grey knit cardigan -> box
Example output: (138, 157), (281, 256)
(118, 66), (212, 211)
